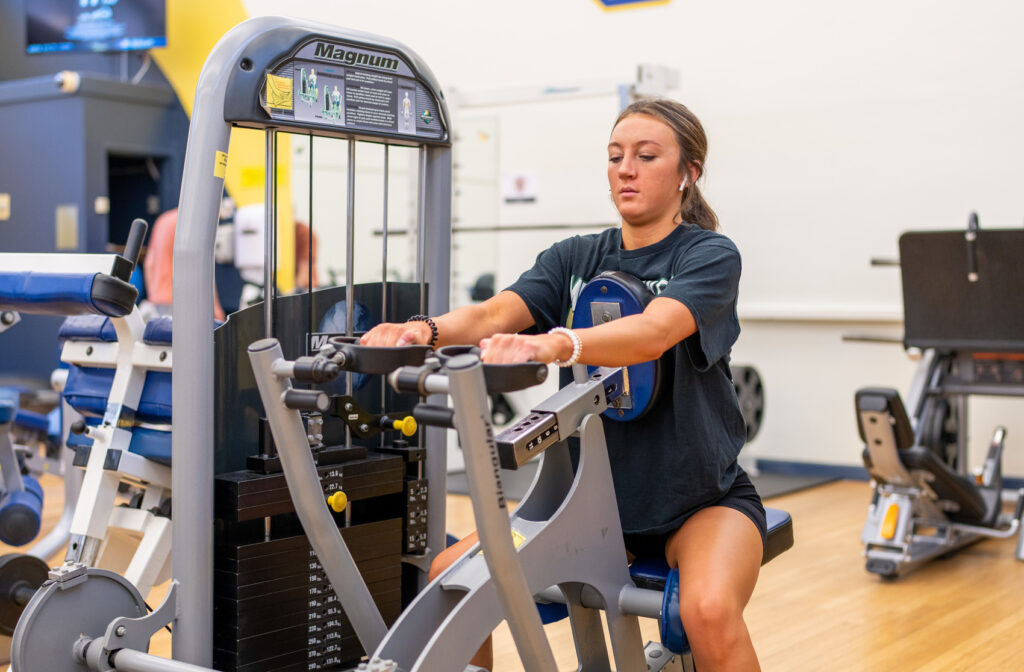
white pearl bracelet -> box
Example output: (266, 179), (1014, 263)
(549, 327), (582, 367)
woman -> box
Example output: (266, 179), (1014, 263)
(362, 98), (764, 672)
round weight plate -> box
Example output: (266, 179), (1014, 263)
(732, 365), (764, 442)
(11, 567), (148, 672)
(0, 554), (48, 636)
(574, 272), (662, 422)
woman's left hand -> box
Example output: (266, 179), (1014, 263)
(480, 332), (570, 364)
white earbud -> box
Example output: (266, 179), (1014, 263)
(678, 176), (688, 191)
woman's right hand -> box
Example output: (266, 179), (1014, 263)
(360, 321), (433, 347)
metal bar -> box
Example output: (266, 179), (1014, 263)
(264, 129), (277, 339)
(247, 339), (389, 651)
(346, 139), (356, 337)
(108, 646), (216, 672)
(445, 355), (558, 672)
(345, 140), (356, 450)
(380, 144), (389, 448)
(417, 146), (427, 314)
(371, 222), (613, 236)
(936, 384), (1024, 397)
(308, 134), (314, 339)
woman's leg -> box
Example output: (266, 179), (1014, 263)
(664, 506), (763, 672)
(428, 531), (494, 670)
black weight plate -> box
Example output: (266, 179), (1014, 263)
(732, 365), (765, 442)
(0, 554), (48, 636)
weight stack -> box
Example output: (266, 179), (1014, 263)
(214, 453), (406, 672)
(377, 440), (428, 555)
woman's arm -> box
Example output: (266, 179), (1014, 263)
(481, 296), (696, 366)
(360, 290), (535, 347)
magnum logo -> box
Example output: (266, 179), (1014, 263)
(313, 43), (400, 71)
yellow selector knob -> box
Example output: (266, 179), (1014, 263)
(327, 491), (348, 513)
(393, 416), (417, 437)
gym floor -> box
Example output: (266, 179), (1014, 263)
(7, 476), (1023, 671)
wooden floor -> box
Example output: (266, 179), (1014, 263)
(7, 476), (1024, 671)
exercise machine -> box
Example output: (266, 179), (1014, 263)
(856, 216), (1024, 578)
(248, 271), (792, 671)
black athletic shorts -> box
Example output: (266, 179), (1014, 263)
(622, 467), (767, 560)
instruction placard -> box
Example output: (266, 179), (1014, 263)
(266, 74), (294, 110)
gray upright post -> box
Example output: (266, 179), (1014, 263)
(422, 144), (451, 570)
(172, 17), (282, 666)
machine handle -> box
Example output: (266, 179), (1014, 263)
(282, 389), (329, 412)
(123, 219), (149, 270)
(483, 362), (548, 393)
(326, 336), (432, 375)
(291, 356), (341, 384)
(110, 218), (149, 282)
(965, 211), (980, 282)
(412, 404), (455, 428)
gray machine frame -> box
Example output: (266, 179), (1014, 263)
(170, 17), (451, 666)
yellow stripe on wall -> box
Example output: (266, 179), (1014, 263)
(152, 3), (295, 292)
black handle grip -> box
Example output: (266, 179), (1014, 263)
(123, 218), (148, 269)
(413, 403), (455, 428)
(70, 420), (87, 436)
(327, 336), (431, 375)
(283, 389), (329, 412)
(483, 362), (548, 393)
(110, 218), (149, 282)
(291, 356), (341, 384)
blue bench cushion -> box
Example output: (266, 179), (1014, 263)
(142, 316), (172, 345)
(0, 272), (136, 317)
(629, 507), (794, 591)
(58, 315), (117, 342)
(63, 367), (172, 424)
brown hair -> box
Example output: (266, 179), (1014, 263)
(614, 98), (718, 231)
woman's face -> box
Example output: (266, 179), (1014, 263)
(607, 114), (686, 227)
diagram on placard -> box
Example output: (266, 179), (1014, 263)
(299, 67), (319, 105)
(398, 86), (416, 133)
(292, 61), (344, 124)
(325, 85), (342, 120)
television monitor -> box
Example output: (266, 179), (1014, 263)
(26, 0), (166, 55)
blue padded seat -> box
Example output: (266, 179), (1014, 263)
(62, 367), (172, 425)
(143, 316), (172, 345)
(57, 315), (117, 343)
(58, 315), (173, 465)
(58, 315), (173, 425)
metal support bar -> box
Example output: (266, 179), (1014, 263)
(444, 355), (557, 672)
(247, 339), (389, 651)
(264, 129), (277, 339)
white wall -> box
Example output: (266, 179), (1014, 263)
(244, 0), (1024, 475)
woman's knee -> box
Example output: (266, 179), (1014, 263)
(680, 591), (745, 639)
(428, 532), (478, 582)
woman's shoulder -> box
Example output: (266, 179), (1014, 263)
(676, 225), (740, 257)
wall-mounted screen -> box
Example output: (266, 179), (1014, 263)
(26, 0), (166, 55)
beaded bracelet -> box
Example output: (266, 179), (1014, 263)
(406, 315), (438, 347)
(549, 327), (582, 367)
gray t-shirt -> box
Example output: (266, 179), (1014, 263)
(507, 224), (746, 535)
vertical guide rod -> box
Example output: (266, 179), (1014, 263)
(417, 147), (428, 314)
(264, 129), (278, 339)
(345, 140), (357, 450)
(380, 145), (390, 448)
(308, 134), (314, 338)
